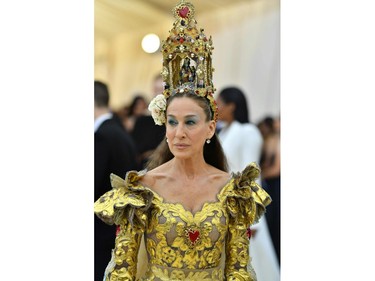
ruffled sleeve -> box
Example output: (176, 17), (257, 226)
(224, 162), (272, 281)
(226, 162), (272, 226)
(94, 170), (154, 229)
(94, 170), (153, 280)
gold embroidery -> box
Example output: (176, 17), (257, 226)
(94, 163), (271, 280)
(146, 265), (224, 281)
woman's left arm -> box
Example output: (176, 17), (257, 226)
(225, 215), (256, 281)
(224, 163), (272, 280)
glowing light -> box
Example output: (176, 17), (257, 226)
(141, 34), (160, 53)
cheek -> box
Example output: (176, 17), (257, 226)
(193, 128), (208, 141)
(221, 107), (228, 116)
(166, 126), (175, 139)
(217, 106), (225, 118)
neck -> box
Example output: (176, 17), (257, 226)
(170, 157), (209, 180)
(227, 117), (235, 125)
(94, 107), (110, 120)
(223, 117), (234, 127)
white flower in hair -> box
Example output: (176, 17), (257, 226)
(148, 94), (167, 125)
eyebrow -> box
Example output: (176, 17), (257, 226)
(167, 114), (199, 118)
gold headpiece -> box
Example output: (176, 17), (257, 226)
(149, 0), (217, 125)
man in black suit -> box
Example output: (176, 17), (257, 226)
(94, 81), (138, 281)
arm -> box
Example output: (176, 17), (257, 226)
(224, 163), (272, 280)
(95, 173), (153, 281)
(225, 217), (256, 281)
(105, 222), (143, 280)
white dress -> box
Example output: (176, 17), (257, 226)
(218, 121), (280, 281)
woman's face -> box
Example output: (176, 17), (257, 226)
(166, 97), (215, 159)
(216, 97), (234, 122)
(133, 99), (147, 116)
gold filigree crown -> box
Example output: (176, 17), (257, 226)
(157, 0), (217, 123)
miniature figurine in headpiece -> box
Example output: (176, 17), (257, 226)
(149, 0), (218, 125)
(179, 58), (196, 84)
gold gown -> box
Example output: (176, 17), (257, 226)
(94, 163), (271, 281)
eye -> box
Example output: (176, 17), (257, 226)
(167, 118), (178, 126)
(185, 119), (196, 126)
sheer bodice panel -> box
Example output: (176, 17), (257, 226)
(146, 196), (228, 269)
(94, 163), (271, 281)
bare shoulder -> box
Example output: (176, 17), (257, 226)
(139, 163), (173, 190)
(207, 166), (231, 185)
(199, 167), (231, 197)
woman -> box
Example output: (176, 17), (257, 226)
(216, 87), (280, 281)
(124, 95), (148, 133)
(216, 87), (263, 172)
(95, 90), (271, 280)
(258, 116), (281, 263)
(94, 1), (271, 280)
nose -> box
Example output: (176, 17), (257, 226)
(175, 123), (186, 139)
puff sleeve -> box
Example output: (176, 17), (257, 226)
(224, 163), (272, 281)
(94, 170), (153, 281)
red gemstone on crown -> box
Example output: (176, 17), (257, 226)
(188, 230), (200, 243)
(179, 7), (189, 18)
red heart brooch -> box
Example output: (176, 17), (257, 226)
(178, 7), (190, 18)
(185, 227), (201, 247)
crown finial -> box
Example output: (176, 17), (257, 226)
(149, 1), (218, 125)
(162, 1), (217, 121)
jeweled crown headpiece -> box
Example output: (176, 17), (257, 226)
(148, 0), (218, 125)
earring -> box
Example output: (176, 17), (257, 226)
(206, 139), (211, 144)
(166, 138), (169, 143)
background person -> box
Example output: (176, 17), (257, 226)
(94, 80), (138, 281)
(216, 86), (280, 281)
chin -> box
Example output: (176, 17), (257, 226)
(171, 150), (193, 159)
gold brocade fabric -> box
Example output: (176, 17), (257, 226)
(94, 163), (271, 281)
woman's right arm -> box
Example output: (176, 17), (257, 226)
(95, 172), (153, 281)
(104, 223), (143, 280)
